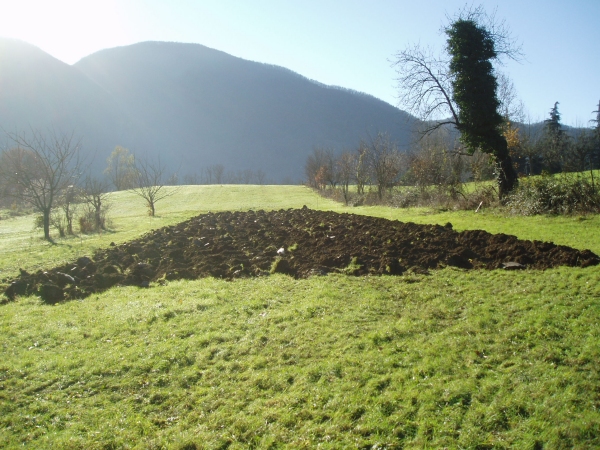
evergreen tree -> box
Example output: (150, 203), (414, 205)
(545, 102), (562, 135)
(592, 100), (600, 170)
(542, 102), (567, 173)
(592, 100), (600, 129)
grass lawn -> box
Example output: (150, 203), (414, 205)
(1, 185), (599, 448)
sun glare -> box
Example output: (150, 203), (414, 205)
(0, 0), (130, 64)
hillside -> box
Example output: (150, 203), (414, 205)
(0, 39), (417, 182)
(0, 38), (130, 153)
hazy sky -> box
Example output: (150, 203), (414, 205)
(0, 0), (598, 126)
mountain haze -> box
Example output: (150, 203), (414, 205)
(0, 39), (128, 151)
(1, 39), (417, 182)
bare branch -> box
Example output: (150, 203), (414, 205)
(445, 5), (524, 63)
(496, 71), (525, 123)
(392, 45), (459, 127)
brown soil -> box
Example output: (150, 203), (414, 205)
(4, 207), (599, 303)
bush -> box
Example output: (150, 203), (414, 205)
(455, 184), (498, 211)
(315, 183), (500, 211)
(506, 173), (600, 215)
(389, 187), (422, 208)
(52, 215), (67, 237)
(79, 215), (96, 234)
(387, 183), (497, 211)
(34, 215), (44, 230)
(79, 209), (106, 234)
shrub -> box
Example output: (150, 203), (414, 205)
(51, 214), (67, 237)
(506, 173), (600, 215)
(78, 203), (110, 234)
(34, 215), (44, 230)
(79, 214), (96, 234)
(387, 184), (497, 211)
(388, 186), (423, 208)
(455, 184), (498, 210)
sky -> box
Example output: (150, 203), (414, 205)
(0, 0), (598, 126)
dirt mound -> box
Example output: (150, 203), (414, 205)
(4, 207), (599, 303)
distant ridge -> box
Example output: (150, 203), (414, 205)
(1, 39), (417, 182)
(0, 38), (128, 150)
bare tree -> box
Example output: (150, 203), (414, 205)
(183, 172), (201, 185)
(104, 146), (137, 191)
(497, 71), (525, 123)
(212, 164), (225, 184)
(355, 141), (371, 195)
(203, 166), (213, 184)
(323, 149), (340, 188)
(366, 133), (402, 199)
(337, 151), (357, 204)
(255, 169), (267, 185)
(132, 155), (179, 216)
(407, 132), (448, 191)
(305, 147), (330, 188)
(0, 130), (82, 240)
(516, 116), (544, 176)
(166, 172), (179, 186)
(82, 175), (110, 232)
(57, 184), (80, 236)
(239, 169), (251, 184)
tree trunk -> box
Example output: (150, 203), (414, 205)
(66, 203), (73, 235)
(496, 154), (518, 201)
(95, 206), (102, 231)
(342, 182), (349, 205)
(43, 209), (51, 241)
(492, 135), (518, 201)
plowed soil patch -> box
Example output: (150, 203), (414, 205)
(4, 207), (599, 303)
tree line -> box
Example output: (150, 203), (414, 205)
(510, 101), (600, 176)
(306, 100), (600, 208)
(305, 131), (472, 207)
(0, 135), (270, 241)
(179, 166), (268, 186)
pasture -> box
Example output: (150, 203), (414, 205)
(1, 185), (599, 448)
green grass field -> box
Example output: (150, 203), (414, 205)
(1, 185), (600, 448)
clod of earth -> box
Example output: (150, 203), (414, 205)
(3, 207), (599, 303)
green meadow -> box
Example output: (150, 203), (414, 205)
(1, 185), (600, 449)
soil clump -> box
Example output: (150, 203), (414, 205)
(3, 207), (599, 303)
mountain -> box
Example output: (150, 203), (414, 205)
(1, 39), (417, 182)
(0, 38), (129, 154)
